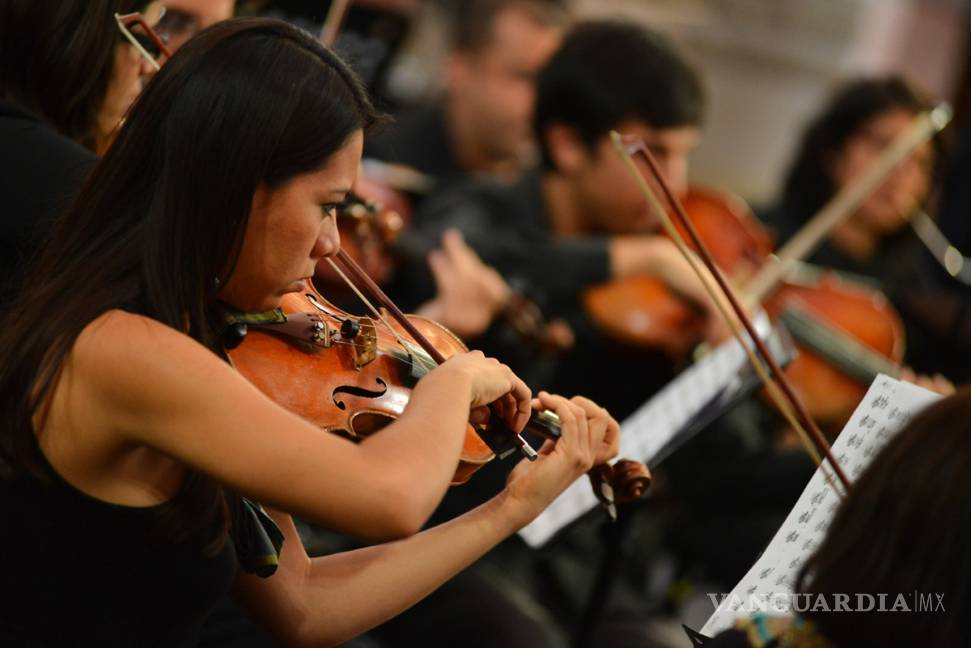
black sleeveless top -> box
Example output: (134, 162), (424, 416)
(0, 446), (238, 646)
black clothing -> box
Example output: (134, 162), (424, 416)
(413, 170), (612, 307)
(0, 100), (96, 308)
(937, 128), (971, 252)
(0, 445), (237, 647)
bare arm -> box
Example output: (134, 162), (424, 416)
(67, 311), (530, 541)
(233, 393), (619, 647)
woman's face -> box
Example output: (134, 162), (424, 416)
(96, 1), (165, 142)
(218, 130), (364, 312)
(829, 108), (934, 237)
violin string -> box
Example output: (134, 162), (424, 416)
(278, 334), (430, 376)
(324, 257), (414, 352)
(611, 134), (834, 479)
(322, 258), (441, 373)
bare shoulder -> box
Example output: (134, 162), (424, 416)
(71, 309), (243, 418)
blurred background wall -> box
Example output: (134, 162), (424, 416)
(570, 0), (971, 207)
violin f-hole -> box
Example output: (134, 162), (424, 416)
(333, 377), (388, 410)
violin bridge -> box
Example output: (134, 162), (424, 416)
(351, 317), (377, 369)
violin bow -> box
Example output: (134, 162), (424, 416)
(744, 104), (951, 306)
(611, 132), (853, 496)
(320, 0), (353, 48)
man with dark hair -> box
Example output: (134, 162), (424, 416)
(411, 20), (722, 416)
(367, 0), (565, 188)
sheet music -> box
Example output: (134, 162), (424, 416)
(700, 374), (940, 637)
(519, 314), (773, 547)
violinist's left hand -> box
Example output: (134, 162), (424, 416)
(417, 229), (510, 339)
(545, 393), (620, 466)
(899, 367), (955, 396)
(500, 392), (619, 526)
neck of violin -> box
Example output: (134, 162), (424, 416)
(779, 304), (900, 382)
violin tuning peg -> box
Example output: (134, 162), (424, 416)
(340, 318), (361, 340)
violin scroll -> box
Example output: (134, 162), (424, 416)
(587, 459), (652, 519)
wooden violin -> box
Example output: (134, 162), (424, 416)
(229, 257), (650, 509)
(585, 105), (948, 431)
(583, 185), (772, 358)
(583, 185), (906, 431)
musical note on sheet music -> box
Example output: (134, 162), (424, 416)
(700, 375), (940, 637)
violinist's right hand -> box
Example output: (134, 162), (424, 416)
(434, 350), (532, 432)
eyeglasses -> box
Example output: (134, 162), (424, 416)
(155, 9), (202, 51)
(115, 11), (173, 70)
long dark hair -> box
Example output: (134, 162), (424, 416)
(796, 387), (971, 646)
(0, 18), (380, 546)
(0, 0), (151, 149)
(778, 76), (935, 225)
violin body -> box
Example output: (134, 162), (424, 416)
(229, 283), (494, 485)
(766, 272), (905, 432)
(583, 186), (772, 358)
(583, 185), (906, 430)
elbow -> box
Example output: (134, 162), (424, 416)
(350, 471), (433, 542)
(377, 506), (425, 540)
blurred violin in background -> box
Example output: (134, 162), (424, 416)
(582, 182), (908, 433)
(583, 185), (772, 358)
(316, 167), (575, 353)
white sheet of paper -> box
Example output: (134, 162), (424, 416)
(700, 374), (940, 637)
(518, 313), (772, 547)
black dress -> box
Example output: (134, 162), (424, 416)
(0, 443), (238, 647)
(0, 100), (96, 309)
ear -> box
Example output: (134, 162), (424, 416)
(544, 123), (588, 175)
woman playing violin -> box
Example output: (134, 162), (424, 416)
(763, 76), (969, 382)
(0, 18), (621, 647)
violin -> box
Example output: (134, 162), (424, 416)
(583, 184), (907, 432)
(583, 185), (772, 358)
(598, 108), (947, 433)
(764, 265), (904, 431)
(228, 262), (650, 510)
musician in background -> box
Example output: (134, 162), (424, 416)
(157, 0), (236, 50)
(0, 0), (163, 308)
(762, 77), (971, 382)
(409, 20), (727, 418)
(366, 0), (566, 194)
